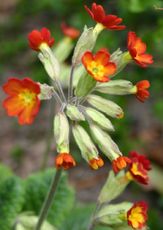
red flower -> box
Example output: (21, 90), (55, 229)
(2, 78), (40, 125)
(55, 153), (76, 170)
(127, 201), (148, 229)
(28, 27), (55, 51)
(89, 157), (104, 170)
(136, 80), (150, 102)
(127, 151), (151, 185)
(127, 31), (153, 67)
(84, 3), (126, 30)
(82, 49), (116, 82)
(112, 156), (131, 173)
(61, 22), (80, 39)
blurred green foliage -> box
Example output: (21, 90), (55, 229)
(23, 169), (75, 228)
(0, 176), (24, 230)
(0, 165), (74, 229)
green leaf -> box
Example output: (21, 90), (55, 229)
(61, 204), (94, 230)
(17, 214), (58, 230)
(98, 171), (129, 204)
(0, 176), (25, 230)
(23, 169), (75, 228)
(60, 204), (113, 230)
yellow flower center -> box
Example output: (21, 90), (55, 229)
(128, 207), (144, 229)
(88, 61), (105, 79)
(18, 90), (36, 106)
(130, 162), (144, 177)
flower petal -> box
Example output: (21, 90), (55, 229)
(18, 98), (40, 125)
(82, 51), (93, 66)
(94, 50), (110, 65)
(92, 3), (105, 22)
(103, 62), (116, 76)
(22, 78), (40, 94)
(2, 78), (24, 96)
(3, 96), (25, 116)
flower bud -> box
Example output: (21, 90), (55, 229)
(110, 48), (123, 64)
(55, 152), (76, 170)
(112, 156), (131, 173)
(54, 112), (69, 153)
(95, 202), (133, 226)
(85, 107), (115, 131)
(38, 83), (54, 100)
(115, 51), (132, 73)
(96, 80), (134, 95)
(75, 73), (96, 98)
(72, 26), (96, 65)
(90, 124), (122, 160)
(72, 124), (100, 163)
(87, 94), (124, 119)
(38, 45), (60, 80)
(66, 104), (85, 121)
(89, 157), (104, 170)
(16, 224), (26, 230)
(54, 37), (74, 62)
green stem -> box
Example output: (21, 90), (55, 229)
(88, 203), (100, 230)
(68, 65), (75, 101)
(35, 169), (62, 230)
(88, 221), (96, 230)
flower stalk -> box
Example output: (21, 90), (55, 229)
(35, 169), (62, 230)
(68, 64), (75, 101)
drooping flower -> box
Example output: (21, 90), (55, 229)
(28, 27), (55, 51)
(84, 3), (126, 30)
(82, 49), (116, 82)
(89, 157), (104, 170)
(127, 201), (148, 229)
(135, 80), (150, 102)
(55, 152), (76, 170)
(61, 22), (80, 39)
(127, 31), (153, 67)
(2, 78), (40, 125)
(127, 151), (151, 185)
(112, 156), (131, 173)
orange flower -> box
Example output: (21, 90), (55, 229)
(28, 27), (55, 51)
(89, 157), (104, 170)
(55, 153), (76, 170)
(61, 22), (80, 39)
(127, 201), (148, 229)
(2, 78), (40, 125)
(112, 156), (131, 173)
(84, 3), (126, 30)
(135, 80), (150, 102)
(127, 31), (153, 67)
(82, 49), (116, 82)
(127, 151), (151, 185)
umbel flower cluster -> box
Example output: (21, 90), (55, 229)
(2, 2), (153, 230)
